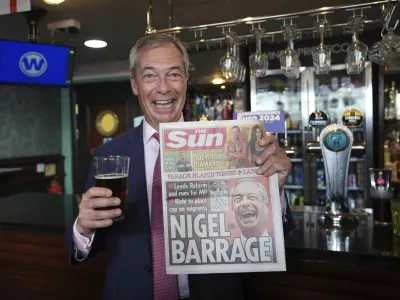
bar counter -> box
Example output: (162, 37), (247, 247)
(0, 194), (399, 299)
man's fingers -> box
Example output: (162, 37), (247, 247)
(87, 197), (121, 209)
(85, 187), (112, 199)
(87, 208), (122, 220)
(78, 218), (114, 229)
(255, 143), (280, 166)
(258, 135), (278, 147)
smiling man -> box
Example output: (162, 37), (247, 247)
(231, 178), (270, 239)
(65, 33), (295, 300)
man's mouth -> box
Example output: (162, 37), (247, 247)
(153, 100), (175, 108)
(240, 211), (257, 223)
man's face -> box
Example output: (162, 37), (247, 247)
(130, 43), (188, 130)
(232, 180), (268, 237)
(232, 127), (240, 140)
(180, 152), (185, 161)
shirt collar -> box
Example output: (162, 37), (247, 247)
(143, 114), (184, 145)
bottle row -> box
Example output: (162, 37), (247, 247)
(287, 190), (365, 208)
(183, 88), (246, 121)
(285, 161), (365, 189)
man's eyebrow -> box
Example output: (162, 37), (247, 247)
(141, 66), (184, 72)
(168, 66), (184, 71)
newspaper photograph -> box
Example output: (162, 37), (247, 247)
(160, 120), (286, 274)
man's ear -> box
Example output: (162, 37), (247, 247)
(130, 76), (139, 96)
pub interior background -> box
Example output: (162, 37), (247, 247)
(1, 0), (400, 299)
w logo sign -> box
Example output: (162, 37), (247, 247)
(19, 52), (48, 77)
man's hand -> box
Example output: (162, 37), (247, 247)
(76, 187), (122, 238)
(254, 135), (292, 193)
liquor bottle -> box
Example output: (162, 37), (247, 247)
(356, 161), (364, 187)
(184, 94), (192, 121)
(221, 99), (233, 120)
(215, 99), (222, 120)
(192, 96), (199, 121)
(389, 81), (397, 120)
(384, 85), (390, 120)
(294, 164), (303, 185)
(317, 168), (325, 187)
(234, 88), (245, 113)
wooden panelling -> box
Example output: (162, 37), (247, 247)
(0, 229), (106, 300)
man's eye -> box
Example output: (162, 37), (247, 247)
(143, 74), (155, 80)
(233, 197), (242, 203)
(168, 73), (183, 79)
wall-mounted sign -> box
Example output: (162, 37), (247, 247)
(96, 110), (119, 137)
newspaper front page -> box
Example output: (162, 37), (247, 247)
(160, 120), (286, 274)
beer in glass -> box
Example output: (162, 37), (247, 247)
(94, 156), (130, 222)
(369, 168), (393, 226)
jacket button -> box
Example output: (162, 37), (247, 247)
(144, 266), (151, 273)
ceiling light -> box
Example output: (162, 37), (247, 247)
(212, 78), (224, 85)
(84, 40), (108, 49)
(220, 85), (226, 90)
(43, 0), (65, 5)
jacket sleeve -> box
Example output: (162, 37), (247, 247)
(64, 152), (107, 264)
(282, 192), (296, 237)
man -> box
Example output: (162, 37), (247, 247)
(176, 151), (192, 172)
(224, 126), (249, 169)
(231, 178), (276, 263)
(64, 34), (295, 300)
(231, 178), (270, 239)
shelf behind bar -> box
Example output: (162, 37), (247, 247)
(316, 157), (365, 162)
(284, 185), (304, 190)
(317, 186), (364, 191)
(290, 158), (303, 163)
(287, 130), (302, 134)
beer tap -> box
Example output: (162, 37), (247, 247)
(319, 123), (359, 229)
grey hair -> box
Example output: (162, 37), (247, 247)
(230, 178), (269, 206)
(129, 34), (190, 79)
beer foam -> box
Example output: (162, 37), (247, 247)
(95, 174), (128, 179)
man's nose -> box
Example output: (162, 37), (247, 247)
(241, 196), (251, 207)
(155, 76), (171, 94)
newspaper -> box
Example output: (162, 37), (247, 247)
(160, 120), (286, 274)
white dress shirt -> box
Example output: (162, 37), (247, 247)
(72, 115), (288, 299)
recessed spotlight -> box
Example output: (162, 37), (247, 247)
(220, 85), (226, 89)
(43, 0), (65, 5)
(84, 40), (107, 49)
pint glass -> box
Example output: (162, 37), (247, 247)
(369, 168), (393, 226)
(94, 156), (130, 222)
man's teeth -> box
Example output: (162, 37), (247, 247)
(154, 100), (173, 108)
(241, 211), (256, 218)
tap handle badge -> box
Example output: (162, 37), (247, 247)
(342, 109), (363, 128)
(309, 110), (329, 128)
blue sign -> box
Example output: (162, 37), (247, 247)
(0, 40), (75, 86)
(234, 110), (285, 133)
(323, 129), (349, 152)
